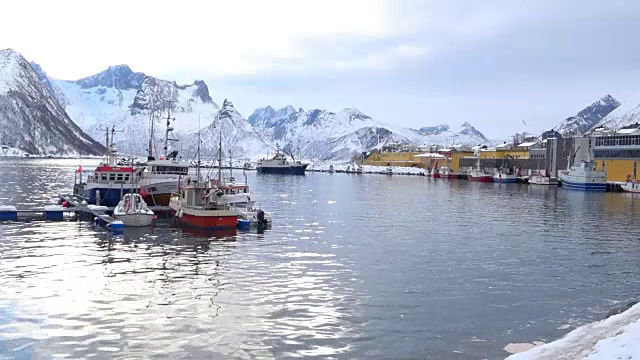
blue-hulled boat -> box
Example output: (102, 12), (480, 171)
(558, 160), (607, 191)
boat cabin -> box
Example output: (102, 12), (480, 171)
(148, 161), (189, 176)
(88, 166), (136, 184)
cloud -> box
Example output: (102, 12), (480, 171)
(3, 0), (640, 139)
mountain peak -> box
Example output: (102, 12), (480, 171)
(555, 94), (621, 136)
(74, 64), (145, 90)
(222, 98), (234, 109)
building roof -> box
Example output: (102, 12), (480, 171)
(517, 141), (539, 147)
(617, 128), (640, 135)
(495, 143), (512, 148)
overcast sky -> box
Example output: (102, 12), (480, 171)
(2, 0), (640, 138)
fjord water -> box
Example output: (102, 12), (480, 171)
(1, 159), (640, 359)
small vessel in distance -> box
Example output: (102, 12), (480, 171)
(493, 168), (518, 183)
(467, 158), (492, 182)
(113, 193), (155, 227)
(529, 170), (559, 186)
(256, 144), (308, 175)
(439, 164), (459, 179)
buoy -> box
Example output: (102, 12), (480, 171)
(62, 201), (69, 207)
(153, 215), (158, 220)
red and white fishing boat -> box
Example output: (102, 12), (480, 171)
(168, 130), (238, 233)
(169, 185), (238, 231)
(439, 164), (460, 179)
(467, 158), (493, 182)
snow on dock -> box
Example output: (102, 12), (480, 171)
(506, 302), (640, 359)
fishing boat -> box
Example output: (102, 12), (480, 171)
(621, 180), (640, 193)
(208, 138), (256, 209)
(113, 193), (155, 227)
(85, 127), (138, 207)
(256, 144), (308, 175)
(558, 160), (607, 191)
(493, 168), (518, 183)
(439, 164), (459, 179)
(168, 130), (238, 232)
(138, 106), (191, 206)
(468, 158), (493, 182)
(529, 170), (559, 186)
(328, 164), (335, 173)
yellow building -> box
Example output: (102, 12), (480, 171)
(592, 131), (640, 182)
(363, 151), (424, 168)
(595, 160), (637, 182)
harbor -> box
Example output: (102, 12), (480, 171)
(1, 156), (639, 359)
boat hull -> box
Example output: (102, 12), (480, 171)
(114, 213), (154, 227)
(493, 176), (518, 183)
(87, 186), (138, 207)
(468, 175), (493, 183)
(173, 212), (238, 230)
(440, 173), (460, 179)
(256, 165), (307, 175)
(139, 179), (178, 206)
(169, 199), (238, 231)
(558, 177), (607, 191)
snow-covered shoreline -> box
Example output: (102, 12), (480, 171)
(308, 163), (426, 175)
(506, 302), (640, 359)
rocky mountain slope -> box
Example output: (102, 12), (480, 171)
(554, 94), (621, 136)
(249, 105), (490, 160)
(183, 99), (271, 160)
(589, 95), (640, 132)
(0, 49), (103, 155)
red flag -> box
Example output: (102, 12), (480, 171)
(76, 165), (82, 173)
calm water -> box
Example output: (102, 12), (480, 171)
(1, 159), (640, 359)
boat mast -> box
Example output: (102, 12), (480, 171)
(148, 110), (155, 161)
(196, 126), (201, 187)
(217, 124), (222, 184)
(163, 99), (176, 159)
(229, 149), (233, 181)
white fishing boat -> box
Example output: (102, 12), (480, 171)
(113, 193), (155, 227)
(621, 180), (640, 193)
(493, 168), (518, 183)
(529, 170), (559, 186)
(138, 107), (191, 206)
(558, 160), (607, 191)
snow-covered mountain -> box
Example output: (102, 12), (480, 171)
(183, 99), (271, 160)
(588, 94), (640, 132)
(554, 94), (620, 136)
(249, 105), (489, 160)
(0, 49), (103, 155)
(48, 64), (270, 159)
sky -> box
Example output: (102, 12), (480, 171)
(2, 0), (640, 138)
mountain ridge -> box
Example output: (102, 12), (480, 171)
(0, 48), (104, 155)
(554, 94), (621, 136)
